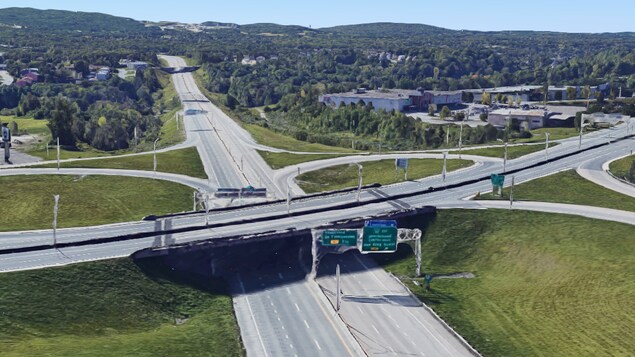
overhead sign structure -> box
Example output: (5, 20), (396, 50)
(321, 230), (358, 247)
(365, 220), (397, 228)
(362, 225), (398, 253)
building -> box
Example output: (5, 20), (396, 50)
(487, 108), (547, 130)
(0, 64), (7, 70)
(464, 86), (542, 103)
(126, 61), (148, 70)
(319, 88), (463, 113)
(96, 67), (111, 81)
(319, 88), (418, 112)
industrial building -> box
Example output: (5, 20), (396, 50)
(487, 108), (547, 130)
(319, 88), (462, 112)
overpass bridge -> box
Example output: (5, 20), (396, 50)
(158, 66), (201, 74)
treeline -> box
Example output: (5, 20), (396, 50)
(3, 69), (166, 150)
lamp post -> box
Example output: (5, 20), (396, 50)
(53, 195), (60, 246)
(355, 163), (363, 203)
(545, 132), (550, 160)
(442, 151), (447, 182)
(153, 137), (160, 176)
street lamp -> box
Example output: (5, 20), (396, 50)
(153, 137), (160, 176)
(497, 139), (508, 173)
(578, 121), (590, 149)
(355, 163), (363, 203)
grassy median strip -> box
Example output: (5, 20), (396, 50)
(0, 258), (243, 357)
(258, 151), (349, 169)
(297, 158), (473, 193)
(477, 169), (635, 212)
(36, 147), (206, 179)
(0, 175), (194, 231)
(609, 154), (634, 181)
(244, 123), (359, 153)
(374, 209), (635, 356)
(451, 143), (556, 159)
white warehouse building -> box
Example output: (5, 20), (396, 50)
(319, 88), (418, 112)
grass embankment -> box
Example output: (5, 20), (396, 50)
(258, 151), (347, 170)
(0, 116), (49, 136)
(513, 127), (582, 143)
(297, 158), (472, 193)
(453, 143), (556, 159)
(477, 169), (635, 212)
(0, 258), (243, 356)
(243, 124), (359, 153)
(0, 175), (193, 231)
(37, 147), (206, 179)
(609, 154), (634, 181)
(374, 209), (635, 356)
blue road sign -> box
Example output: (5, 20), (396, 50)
(395, 158), (409, 169)
(365, 220), (397, 228)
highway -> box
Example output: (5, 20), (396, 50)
(0, 58), (633, 357)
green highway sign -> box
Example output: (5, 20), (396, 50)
(362, 226), (398, 252)
(322, 230), (358, 246)
(491, 174), (505, 187)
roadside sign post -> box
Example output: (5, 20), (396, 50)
(510, 175), (515, 208)
(193, 192), (198, 211)
(286, 183), (291, 215)
(459, 122), (464, 159)
(2, 123), (11, 163)
(491, 174), (505, 197)
(395, 159), (409, 181)
(336, 264), (341, 312)
(204, 193), (210, 225)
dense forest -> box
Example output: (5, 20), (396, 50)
(0, 8), (634, 152)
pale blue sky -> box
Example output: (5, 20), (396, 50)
(1, 0), (634, 33)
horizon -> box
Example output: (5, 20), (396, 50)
(1, 1), (634, 34)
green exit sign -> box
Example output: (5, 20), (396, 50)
(362, 226), (398, 252)
(322, 230), (358, 246)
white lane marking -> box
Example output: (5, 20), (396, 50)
(285, 334), (289, 339)
(286, 287), (292, 295)
(295, 303), (300, 312)
(357, 306), (365, 315)
(314, 339), (322, 350)
(274, 309), (278, 314)
(278, 272), (284, 280)
(389, 346), (396, 355)
(238, 278), (269, 357)
(281, 325), (285, 330)
(304, 319), (310, 329)
(371, 324), (379, 334)
(277, 316), (281, 321)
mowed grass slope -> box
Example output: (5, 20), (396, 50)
(453, 143), (555, 159)
(477, 170), (635, 212)
(258, 150), (347, 169)
(297, 158), (473, 193)
(0, 175), (193, 231)
(0, 258), (243, 356)
(374, 209), (635, 356)
(37, 147), (206, 179)
(244, 123), (359, 153)
(609, 154), (634, 181)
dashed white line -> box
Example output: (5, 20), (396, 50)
(304, 319), (310, 329)
(371, 324), (379, 334)
(314, 339), (322, 350)
(295, 303), (300, 312)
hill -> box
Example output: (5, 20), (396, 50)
(238, 23), (317, 36)
(321, 22), (454, 37)
(0, 7), (148, 33)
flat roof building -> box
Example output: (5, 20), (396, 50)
(319, 88), (463, 113)
(488, 108), (547, 130)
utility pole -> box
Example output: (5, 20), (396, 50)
(205, 193), (210, 226)
(459, 121), (464, 154)
(153, 137), (160, 176)
(56, 137), (60, 171)
(545, 132), (550, 160)
(193, 192), (197, 211)
(336, 264), (341, 312)
(446, 125), (450, 146)
(503, 142), (508, 173)
(578, 120), (584, 149)
(356, 163), (363, 203)
(442, 151), (447, 182)
(134, 126), (138, 146)
(53, 194), (60, 246)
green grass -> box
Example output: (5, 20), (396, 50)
(477, 169), (635, 212)
(609, 154), (634, 181)
(454, 143), (556, 159)
(0, 175), (194, 231)
(258, 150), (349, 169)
(512, 127), (582, 143)
(0, 258), (243, 356)
(297, 158), (473, 193)
(0, 116), (49, 136)
(374, 209), (635, 356)
(36, 147), (206, 179)
(244, 124), (359, 153)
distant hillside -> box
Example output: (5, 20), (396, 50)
(0, 7), (148, 33)
(238, 23), (317, 36)
(321, 22), (454, 37)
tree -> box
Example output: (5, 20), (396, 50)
(440, 106), (451, 119)
(428, 104), (436, 116)
(581, 85), (592, 109)
(480, 113), (488, 122)
(566, 87), (577, 100)
(47, 97), (78, 146)
(481, 92), (491, 105)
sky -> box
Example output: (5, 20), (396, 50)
(1, 0), (634, 33)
